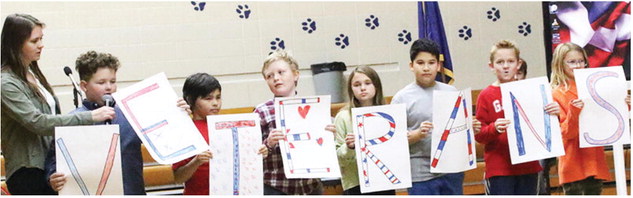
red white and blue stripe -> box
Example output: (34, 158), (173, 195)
(278, 97), (330, 174)
(462, 97), (475, 166)
(431, 92), (463, 168)
(356, 112), (400, 187)
(511, 91), (549, 156)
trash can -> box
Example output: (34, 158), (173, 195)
(311, 62), (347, 103)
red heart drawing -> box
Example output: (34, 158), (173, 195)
(298, 105), (311, 119)
(316, 137), (323, 146)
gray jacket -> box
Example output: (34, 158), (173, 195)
(1, 69), (93, 180)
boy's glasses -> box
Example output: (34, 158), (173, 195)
(565, 60), (587, 68)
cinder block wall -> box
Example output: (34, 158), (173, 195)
(1, 2), (546, 113)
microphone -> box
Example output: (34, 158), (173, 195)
(63, 66), (83, 98)
(64, 66), (83, 108)
(102, 94), (116, 124)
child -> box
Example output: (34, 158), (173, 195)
(474, 40), (559, 195)
(254, 50), (336, 195)
(45, 51), (189, 195)
(172, 73), (268, 195)
(550, 42), (611, 195)
(516, 58), (528, 80)
(333, 66), (395, 195)
(390, 38), (463, 195)
(517, 58), (555, 195)
(44, 51), (145, 194)
(517, 58), (556, 195)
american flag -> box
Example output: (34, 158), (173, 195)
(552, 1), (630, 79)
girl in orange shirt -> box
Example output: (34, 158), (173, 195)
(550, 42), (617, 195)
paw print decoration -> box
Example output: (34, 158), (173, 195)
(365, 15), (380, 30)
(458, 26), (472, 40)
(191, 1), (206, 11)
(518, 22), (532, 36)
(335, 34), (349, 49)
(236, 4), (251, 19)
(301, 18), (317, 34)
(486, 7), (500, 22)
(397, 30), (412, 45)
(270, 37), (285, 50)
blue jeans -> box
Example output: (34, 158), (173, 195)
(485, 173), (538, 195)
(408, 172), (464, 195)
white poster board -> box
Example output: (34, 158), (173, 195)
(112, 72), (208, 164)
(352, 104), (412, 193)
(501, 77), (565, 164)
(273, 95), (341, 178)
(208, 113), (263, 195)
(430, 88), (476, 173)
(55, 125), (123, 195)
(575, 66), (630, 147)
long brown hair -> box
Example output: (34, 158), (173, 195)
(1, 13), (54, 102)
(345, 66), (385, 111)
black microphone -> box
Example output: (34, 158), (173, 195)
(64, 66), (83, 108)
(102, 94), (115, 124)
(63, 66), (83, 98)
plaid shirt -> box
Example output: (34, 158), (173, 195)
(254, 99), (322, 195)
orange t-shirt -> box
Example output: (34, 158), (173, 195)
(552, 80), (611, 184)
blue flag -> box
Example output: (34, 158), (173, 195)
(419, 2), (454, 84)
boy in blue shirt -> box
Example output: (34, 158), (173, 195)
(45, 51), (189, 194)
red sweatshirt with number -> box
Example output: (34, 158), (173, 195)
(474, 85), (542, 179)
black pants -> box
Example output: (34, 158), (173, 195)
(343, 186), (396, 195)
(537, 157), (556, 195)
(6, 167), (57, 195)
(562, 176), (603, 195)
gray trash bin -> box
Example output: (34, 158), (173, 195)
(311, 62), (347, 103)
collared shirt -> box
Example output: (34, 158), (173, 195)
(44, 99), (146, 195)
(254, 98), (322, 195)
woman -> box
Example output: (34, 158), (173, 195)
(1, 13), (114, 195)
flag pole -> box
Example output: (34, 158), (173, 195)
(613, 144), (627, 195)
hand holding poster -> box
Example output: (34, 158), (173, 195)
(500, 77), (565, 164)
(575, 66), (630, 147)
(274, 95), (341, 178)
(431, 88), (476, 173)
(55, 125), (123, 195)
(352, 104), (411, 193)
(208, 113), (263, 195)
(112, 72), (208, 164)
